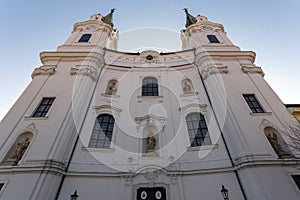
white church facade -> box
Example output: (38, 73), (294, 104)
(0, 9), (300, 200)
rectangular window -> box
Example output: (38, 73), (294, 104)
(207, 35), (220, 43)
(32, 97), (55, 117)
(292, 175), (300, 191)
(243, 94), (264, 113)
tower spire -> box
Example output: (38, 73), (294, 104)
(183, 8), (197, 28)
(102, 8), (116, 28)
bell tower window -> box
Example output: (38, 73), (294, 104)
(78, 34), (92, 42)
(207, 35), (220, 43)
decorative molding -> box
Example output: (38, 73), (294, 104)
(140, 50), (161, 64)
(81, 147), (115, 153)
(31, 65), (56, 79)
(93, 105), (122, 117)
(200, 66), (228, 79)
(180, 92), (199, 97)
(187, 143), (219, 151)
(70, 65), (98, 81)
(142, 169), (162, 181)
(101, 93), (120, 98)
(250, 112), (272, 116)
(135, 114), (166, 133)
(137, 96), (163, 103)
(23, 123), (38, 134)
(198, 25), (215, 32)
(179, 103), (208, 116)
(119, 174), (134, 186)
(241, 65), (265, 77)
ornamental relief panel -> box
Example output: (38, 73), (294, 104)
(31, 65), (56, 79)
(70, 65), (99, 81)
(200, 65), (228, 79)
(241, 65), (265, 77)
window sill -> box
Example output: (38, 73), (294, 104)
(24, 116), (48, 120)
(180, 92), (199, 97)
(101, 93), (120, 98)
(187, 143), (219, 151)
(137, 96), (163, 103)
(250, 112), (272, 116)
(81, 147), (115, 153)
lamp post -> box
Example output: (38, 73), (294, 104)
(70, 190), (79, 200)
(220, 185), (229, 200)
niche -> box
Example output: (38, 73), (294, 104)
(2, 132), (33, 166)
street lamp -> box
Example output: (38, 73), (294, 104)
(70, 190), (79, 200)
(220, 185), (229, 200)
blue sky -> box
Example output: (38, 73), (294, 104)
(0, 0), (300, 120)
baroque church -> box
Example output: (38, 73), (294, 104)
(0, 9), (300, 200)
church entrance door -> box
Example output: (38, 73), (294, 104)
(137, 187), (166, 200)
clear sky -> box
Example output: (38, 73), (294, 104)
(0, 0), (300, 121)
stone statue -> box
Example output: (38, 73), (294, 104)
(106, 30), (119, 50)
(183, 8), (197, 28)
(102, 8), (116, 28)
(106, 80), (118, 95)
(180, 30), (190, 50)
(266, 132), (290, 158)
(9, 138), (30, 162)
(146, 135), (156, 153)
(182, 79), (193, 94)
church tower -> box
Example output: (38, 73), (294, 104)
(0, 9), (299, 200)
(0, 10), (118, 199)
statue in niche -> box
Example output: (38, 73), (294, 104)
(146, 134), (156, 153)
(182, 78), (193, 94)
(9, 138), (30, 164)
(266, 132), (291, 158)
(106, 80), (118, 95)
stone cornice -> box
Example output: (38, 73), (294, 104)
(195, 50), (256, 66)
(73, 20), (113, 33)
(186, 21), (224, 33)
(241, 65), (265, 77)
(40, 51), (105, 67)
(104, 48), (194, 68)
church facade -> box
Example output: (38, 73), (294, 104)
(0, 10), (300, 200)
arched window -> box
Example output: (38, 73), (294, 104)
(142, 77), (158, 96)
(78, 34), (92, 42)
(207, 35), (220, 43)
(2, 132), (33, 166)
(89, 114), (115, 148)
(186, 113), (211, 147)
(105, 79), (118, 95)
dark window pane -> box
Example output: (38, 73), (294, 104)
(32, 97), (55, 117)
(243, 94), (264, 113)
(142, 77), (159, 96)
(207, 35), (220, 43)
(292, 175), (300, 191)
(78, 34), (92, 42)
(89, 114), (115, 148)
(186, 113), (212, 147)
